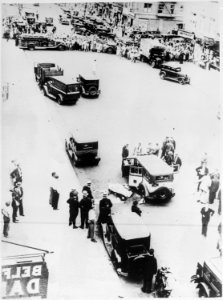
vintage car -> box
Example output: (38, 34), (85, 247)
(18, 34), (67, 50)
(191, 256), (222, 297)
(141, 46), (166, 68)
(45, 17), (53, 26)
(122, 155), (175, 202)
(77, 73), (100, 97)
(43, 75), (81, 105)
(65, 134), (101, 166)
(60, 18), (70, 25)
(34, 63), (64, 88)
(101, 211), (151, 278)
(159, 63), (190, 84)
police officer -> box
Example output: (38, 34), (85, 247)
(82, 181), (93, 201)
(98, 191), (113, 225)
(79, 191), (92, 229)
(67, 190), (79, 228)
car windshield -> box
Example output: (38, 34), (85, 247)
(67, 84), (79, 93)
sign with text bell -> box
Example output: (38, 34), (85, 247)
(1, 261), (49, 298)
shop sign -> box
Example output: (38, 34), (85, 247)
(1, 261), (49, 299)
(178, 30), (195, 39)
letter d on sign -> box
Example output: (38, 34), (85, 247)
(27, 278), (40, 294)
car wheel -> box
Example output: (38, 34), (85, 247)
(151, 61), (156, 68)
(160, 72), (166, 79)
(42, 43), (47, 47)
(57, 94), (63, 105)
(28, 45), (35, 51)
(178, 78), (184, 85)
(88, 86), (98, 97)
(106, 47), (113, 54)
(156, 188), (171, 201)
(58, 44), (65, 50)
(198, 287), (208, 298)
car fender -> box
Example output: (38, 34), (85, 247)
(197, 282), (210, 297)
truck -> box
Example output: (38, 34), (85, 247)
(140, 38), (166, 68)
(34, 63), (64, 88)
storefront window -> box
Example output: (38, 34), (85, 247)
(158, 3), (164, 14)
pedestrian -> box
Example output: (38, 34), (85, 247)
(50, 172), (60, 210)
(217, 223), (222, 256)
(82, 181), (93, 201)
(196, 160), (209, 192)
(2, 201), (11, 238)
(67, 190), (79, 228)
(11, 193), (20, 223)
(87, 205), (97, 242)
(131, 200), (142, 216)
(98, 191), (113, 225)
(198, 173), (211, 204)
(200, 204), (215, 237)
(14, 182), (24, 216)
(217, 188), (221, 215)
(79, 190), (92, 229)
(209, 173), (220, 204)
(122, 144), (129, 159)
(133, 142), (142, 156)
(141, 249), (158, 293)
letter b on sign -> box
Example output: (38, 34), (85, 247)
(32, 265), (42, 276)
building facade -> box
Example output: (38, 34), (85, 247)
(122, 2), (184, 33)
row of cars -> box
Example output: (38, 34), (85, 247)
(34, 62), (100, 104)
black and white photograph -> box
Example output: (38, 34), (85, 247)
(1, 0), (222, 299)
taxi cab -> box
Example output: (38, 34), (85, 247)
(122, 155), (175, 202)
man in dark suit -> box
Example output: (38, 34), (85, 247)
(201, 204), (215, 237)
(122, 144), (129, 159)
(79, 191), (92, 229)
(98, 191), (113, 224)
(141, 249), (158, 293)
(196, 160), (209, 191)
(67, 190), (79, 228)
(82, 181), (93, 200)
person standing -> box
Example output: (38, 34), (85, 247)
(98, 191), (113, 225)
(198, 173), (211, 204)
(141, 249), (158, 293)
(209, 173), (220, 204)
(67, 190), (79, 228)
(2, 202), (11, 238)
(131, 200), (142, 216)
(50, 172), (60, 210)
(196, 160), (209, 191)
(11, 193), (20, 223)
(87, 205), (97, 242)
(201, 204), (215, 237)
(82, 181), (93, 201)
(14, 182), (24, 216)
(79, 191), (92, 229)
(122, 144), (129, 159)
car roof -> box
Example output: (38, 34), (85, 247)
(112, 212), (150, 240)
(162, 62), (182, 71)
(50, 75), (79, 85)
(135, 155), (174, 176)
(204, 257), (222, 281)
(79, 73), (99, 81)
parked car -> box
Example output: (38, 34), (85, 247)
(77, 73), (100, 97)
(159, 63), (190, 84)
(65, 134), (101, 166)
(34, 63), (64, 88)
(43, 75), (81, 105)
(18, 34), (67, 50)
(60, 18), (70, 25)
(100, 211), (151, 278)
(122, 155), (175, 202)
(191, 256), (222, 297)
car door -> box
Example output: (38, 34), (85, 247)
(129, 166), (143, 188)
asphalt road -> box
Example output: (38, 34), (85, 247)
(2, 3), (221, 298)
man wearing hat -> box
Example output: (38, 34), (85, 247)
(79, 190), (92, 229)
(67, 190), (79, 228)
(87, 204), (97, 242)
(196, 160), (209, 192)
(82, 181), (93, 201)
(50, 172), (60, 210)
(98, 191), (113, 225)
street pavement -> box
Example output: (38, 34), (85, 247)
(1, 3), (221, 299)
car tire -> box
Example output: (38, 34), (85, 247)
(58, 44), (65, 50)
(88, 86), (98, 97)
(106, 47), (113, 54)
(28, 45), (35, 51)
(160, 72), (166, 79)
(57, 94), (63, 105)
(198, 287), (209, 298)
(178, 78), (185, 85)
(155, 187), (171, 201)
